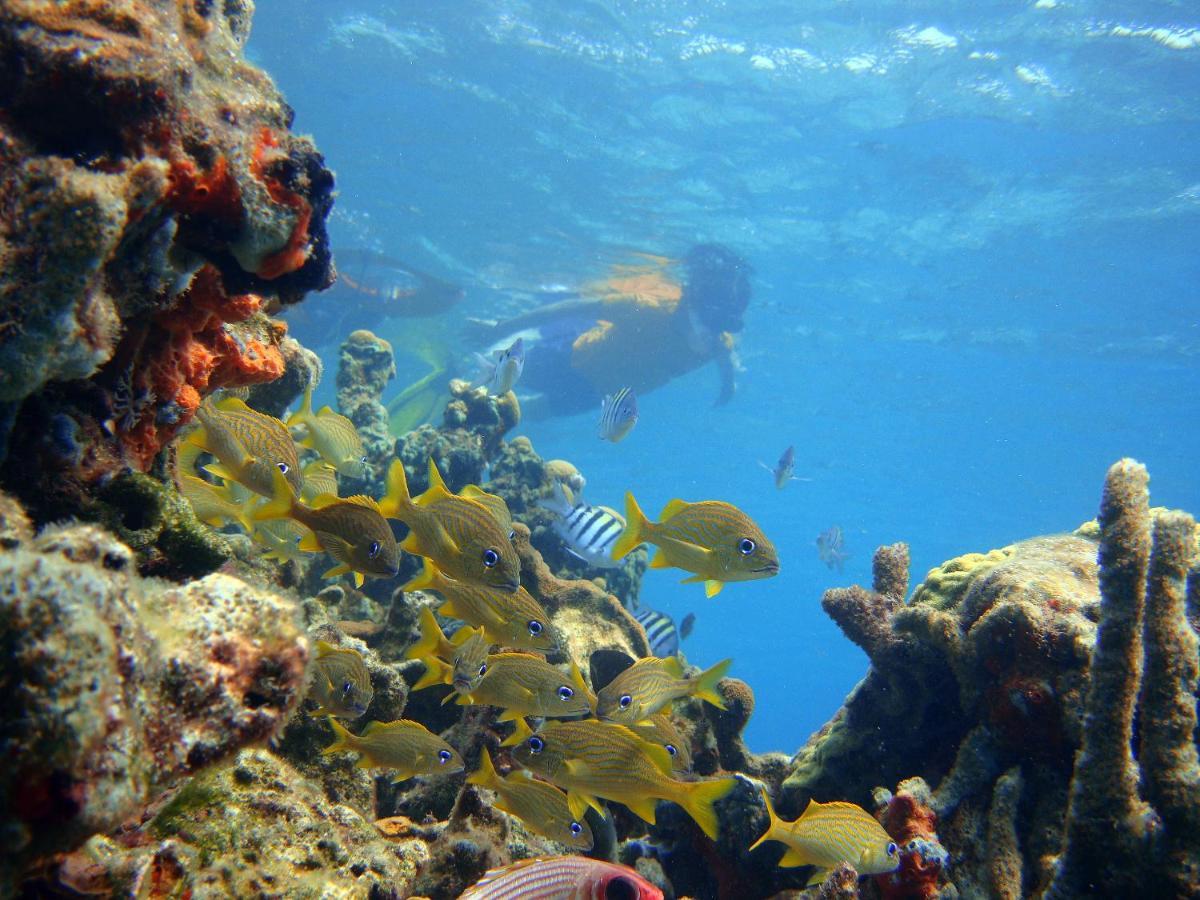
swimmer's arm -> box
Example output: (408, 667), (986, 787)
(714, 332), (740, 406)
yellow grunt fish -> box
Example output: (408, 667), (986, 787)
(510, 719), (737, 840)
(177, 474), (256, 532)
(751, 788), (900, 887)
(455, 654), (594, 722)
(324, 718), (464, 783)
(300, 458), (340, 503)
(405, 606), (490, 694)
(467, 749), (593, 850)
(612, 494), (779, 598)
(256, 468), (401, 587)
(631, 713), (692, 773)
(187, 396), (303, 499)
(380, 458), (521, 592)
(287, 387), (368, 477)
(252, 517), (307, 564)
(403, 559), (560, 653)
(596, 656), (731, 725)
(308, 640), (374, 719)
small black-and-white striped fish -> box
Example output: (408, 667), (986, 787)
(537, 482), (624, 569)
(598, 387), (638, 442)
(633, 607), (685, 657)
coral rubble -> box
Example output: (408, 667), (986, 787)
(0, 507), (308, 894)
(0, 0), (333, 528)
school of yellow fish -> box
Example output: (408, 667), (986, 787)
(174, 388), (898, 888)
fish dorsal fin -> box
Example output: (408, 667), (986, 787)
(421, 458), (450, 502)
(340, 494), (383, 513)
(661, 498), (690, 519)
(569, 661), (595, 714)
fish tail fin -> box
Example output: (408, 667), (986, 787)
(287, 384), (314, 427)
(322, 718), (357, 756)
(252, 468), (297, 521)
(611, 491), (649, 561)
(401, 558), (437, 593)
(694, 658), (733, 710)
(379, 459), (412, 519)
(681, 776), (738, 841)
(748, 785), (792, 854)
(466, 748), (500, 789)
(406, 607), (446, 661)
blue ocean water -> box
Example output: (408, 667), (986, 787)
(248, 1), (1199, 753)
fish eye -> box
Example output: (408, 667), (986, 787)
(739, 537), (756, 555)
(368, 540), (381, 559)
(558, 685), (574, 701)
(666, 744), (677, 756)
(478, 663), (488, 677)
(618, 694), (632, 709)
(527, 619), (543, 636)
(887, 842), (898, 857)
(570, 821), (583, 836)
(482, 548), (500, 567)
(528, 736), (544, 754)
(438, 749), (452, 765)
(277, 462), (290, 474)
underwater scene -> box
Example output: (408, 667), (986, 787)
(0, 0), (1197, 897)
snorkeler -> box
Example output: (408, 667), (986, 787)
(470, 243), (752, 419)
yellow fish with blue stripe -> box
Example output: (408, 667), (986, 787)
(612, 494), (779, 597)
(177, 474), (256, 532)
(405, 606), (491, 695)
(403, 558), (559, 653)
(468, 749), (593, 850)
(596, 655), (731, 724)
(256, 468), (401, 587)
(186, 395), (303, 499)
(454, 653), (594, 721)
(381, 459), (521, 592)
(287, 387), (368, 477)
(510, 718), (737, 840)
(324, 718), (464, 783)
(751, 788), (900, 886)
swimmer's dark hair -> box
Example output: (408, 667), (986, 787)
(682, 243), (752, 334)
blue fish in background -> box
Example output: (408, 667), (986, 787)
(816, 525), (851, 573)
(598, 387), (638, 442)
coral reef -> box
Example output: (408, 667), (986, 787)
(0, 0), (333, 522)
(27, 749), (427, 898)
(338, 329), (397, 473)
(785, 459), (1199, 900)
(0, 505), (308, 894)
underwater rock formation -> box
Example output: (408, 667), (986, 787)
(783, 459), (1199, 899)
(0, 508), (308, 894)
(0, 0), (333, 521)
(338, 329), (397, 473)
(30, 748), (426, 898)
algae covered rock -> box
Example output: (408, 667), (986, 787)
(35, 748), (426, 898)
(0, 518), (308, 889)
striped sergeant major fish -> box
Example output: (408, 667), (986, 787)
(633, 607), (684, 657)
(598, 387), (638, 443)
(537, 482), (625, 569)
